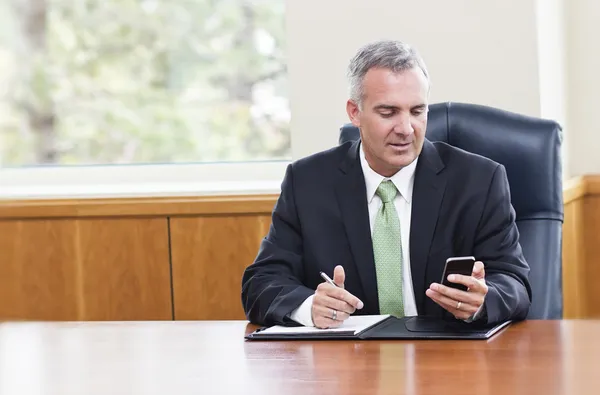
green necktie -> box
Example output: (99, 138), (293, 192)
(373, 180), (404, 317)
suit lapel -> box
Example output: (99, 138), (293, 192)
(410, 140), (447, 313)
(335, 141), (379, 312)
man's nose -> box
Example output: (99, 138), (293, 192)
(392, 114), (414, 136)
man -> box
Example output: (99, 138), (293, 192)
(241, 40), (531, 328)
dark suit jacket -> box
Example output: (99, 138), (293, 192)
(241, 139), (532, 326)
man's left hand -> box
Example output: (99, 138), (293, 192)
(425, 261), (488, 321)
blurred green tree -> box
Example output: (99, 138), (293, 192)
(0, 0), (290, 166)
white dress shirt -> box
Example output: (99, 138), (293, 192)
(290, 143), (418, 326)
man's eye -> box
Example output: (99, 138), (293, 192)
(380, 112), (394, 118)
(412, 110), (424, 116)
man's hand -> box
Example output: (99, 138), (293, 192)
(425, 261), (488, 320)
(312, 265), (364, 328)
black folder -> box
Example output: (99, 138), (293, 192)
(245, 316), (511, 341)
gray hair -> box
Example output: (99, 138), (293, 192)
(347, 40), (429, 108)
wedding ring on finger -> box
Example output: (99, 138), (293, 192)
(332, 309), (337, 320)
(456, 301), (462, 310)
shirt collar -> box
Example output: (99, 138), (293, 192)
(359, 142), (418, 204)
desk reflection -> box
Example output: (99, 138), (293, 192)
(0, 321), (587, 395)
(243, 321), (566, 395)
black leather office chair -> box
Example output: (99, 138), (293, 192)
(339, 102), (563, 319)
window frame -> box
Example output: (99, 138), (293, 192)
(0, 160), (288, 199)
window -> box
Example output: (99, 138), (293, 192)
(0, 0), (290, 167)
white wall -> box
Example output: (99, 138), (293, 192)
(566, 0), (600, 176)
(536, 0), (568, 177)
(287, 0), (543, 161)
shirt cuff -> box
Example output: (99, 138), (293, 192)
(464, 303), (485, 323)
(289, 294), (315, 327)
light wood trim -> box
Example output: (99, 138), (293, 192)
(584, 175), (600, 197)
(563, 176), (587, 204)
(0, 194), (279, 219)
(563, 175), (600, 204)
(0, 174), (596, 219)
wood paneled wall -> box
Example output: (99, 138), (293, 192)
(0, 175), (599, 321)
(0, 218), (172, 320)
(0, 195), (278, 321)
(562, 175), (600, 318)
(170, 215), (271, 320)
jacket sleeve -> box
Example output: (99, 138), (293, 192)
(241, 163), (314, 326)
(474, 164), (532, 324)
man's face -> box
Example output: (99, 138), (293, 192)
(346, 67), (429, 177)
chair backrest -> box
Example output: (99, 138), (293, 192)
(339, 102), (564, 319)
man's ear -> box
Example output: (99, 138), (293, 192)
(346, 99), (361, 128)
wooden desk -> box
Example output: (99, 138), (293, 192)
(0, 320), (597, 394)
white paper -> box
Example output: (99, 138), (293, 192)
(258, 315), (391, 336)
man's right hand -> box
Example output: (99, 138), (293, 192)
(311, 265), (364, 328)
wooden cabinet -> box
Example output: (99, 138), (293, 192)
(562, 176), (600, 318)
(0, 218), (172, 320)
(170, 215), (271, 320)
(0, 195), (277, 321)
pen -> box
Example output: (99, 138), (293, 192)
(320, 271), (339, 287)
